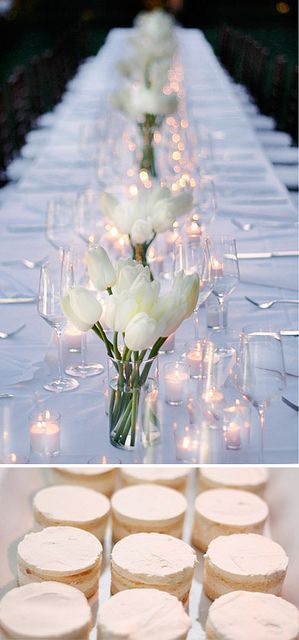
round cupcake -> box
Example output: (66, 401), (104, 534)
(33, 485), (110, 541)
(97, 589), (192, 639)
(0, 582), (92, 640)
(111, 532), (196, 605)
(192, 489), (268, 551)
(17, 526), (102, 598)
(111, 484), (187, 542)
(203, 533), (288, 601)
(206, 591), (299, 640)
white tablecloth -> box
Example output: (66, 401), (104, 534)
(0, 29), (298, 464)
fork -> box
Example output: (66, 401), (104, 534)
(0, 256), (48, 269)
(0, 324), (26, 339)
(245, 296), (299, 309)
(231, 218), (296, 232)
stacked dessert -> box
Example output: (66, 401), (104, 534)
(0, 466), (298, 640)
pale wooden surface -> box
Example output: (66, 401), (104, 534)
(0, 467), (298, 640)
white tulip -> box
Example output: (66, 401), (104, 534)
(115, 259), (145, 293)
(104, 292), (138, 332)
(153, 290), (186, 336)
(130, 272), (160, 314)
(87, 246), (116, 291)
(130, 218), (153, 244)
(173, 271), (199, 318)
(151, 199), (175, 233)
(125, 312), (159, 350)
(61, 286), (102, 332)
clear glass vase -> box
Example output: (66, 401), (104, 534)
(107, 355), (157, 449)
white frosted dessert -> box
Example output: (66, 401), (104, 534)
(50, 467), (117, 496)
(33, 485), (110, 541)
(192, 489), (268, 551)
(97, 589), (192, 640)
(198, 468), (269, 495)
(0, 582), (92, 640)
(121, 468), (190, 492)
(204, 533), (288, 601)
(111, 484), (187, 542)
(206, 591), (299, 640)
(111, 532), (196, 605)
(17, 526), (102, 598)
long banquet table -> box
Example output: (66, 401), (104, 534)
(0, 28), (298, 464)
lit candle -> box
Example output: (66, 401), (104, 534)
(64, 325), (81, 353)
(186, 220), (202, 239)
(164, 362), (189, 406)
(211, 257), (224, 278)
(29, 410), (61, 456)
(186, 348), (202, 378)
(226, 421), (241, 450)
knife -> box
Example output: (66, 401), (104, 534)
(237, 251), (299, 259)
(280, 330), (299, 337)
(7, 224), (45, 233)
(0, 297), (36, 304)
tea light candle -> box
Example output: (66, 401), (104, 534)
(64, 325), (81, 353)
(226, 421), (241, 450)
(211, 258), (224, 278)
(186, 347), (202, 378)
(29, 410), (61, 456)
(186, 220), (202, 239)
(164, 362), (188, 406)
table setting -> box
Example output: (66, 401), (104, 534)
(0, 10), (298, 465)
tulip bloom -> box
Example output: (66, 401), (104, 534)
(61, 287), (102, 332)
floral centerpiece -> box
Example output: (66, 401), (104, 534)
(100, 185), (193, 267)
(61, 246), (199, 448)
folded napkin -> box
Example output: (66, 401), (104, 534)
(0, 269), (35, 298)
(0, 353), (41, 385)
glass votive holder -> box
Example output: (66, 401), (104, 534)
(222, 399), (251, 452)
(0, 452), (29, 464)
(206, 296), (228, 330)
(29, 410), (61, 457)
(184, 338), (214, 379)
(164, 361), (189, 406)
(159, 333), (176, 355)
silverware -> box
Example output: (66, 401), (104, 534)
(282, 396), (299, 411)
(280, 330), (299, 336)
(245, 296), (299, 309)
(7, 224), (45, 233)
(0, 297), (36, 304)
(237, 250), (299, 259)
(231, 218), (295, 232)
(0, 393), (14, 399)
(0, 324), (26, 339)
(0, 256), (48, 269)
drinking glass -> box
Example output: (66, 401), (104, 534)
(38, 261), (79, 392)
(238, 326), (286, 461)
(210, 235), (240, 348)
(192, 177), (218, 228)
(62, 247), (104, 378)
(46, 198), (77, 257)
(76, 187), (106, 245)
(174, 235), (215, 336)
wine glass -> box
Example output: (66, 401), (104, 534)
(174, 235), (215, 336)
(238, 326), (286, 462)
(46, 198), (77, 258)
(62, 247), (104, 378)
(76, 187), (106, 245)
(210, 235), (240, 351)
(192, 177), (218, 228)
(38, 260), (79, 392)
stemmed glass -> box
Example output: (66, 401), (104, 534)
(62, 247), (104, 378)
(174, 235), (215, 336)
(46, 198), (77, 258)
(237, 326), (286, 462)
(76, 188), (106, 246)
(192, 177), (218, 228)
(210, 235), (240, 350)
(38, 261), (79, 392)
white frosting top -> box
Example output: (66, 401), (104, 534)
(112, 485), (187, 523)
(200, 468), (269, 490)
(54, 466), (116, 477)
(207, 591), (299, 640)
(112, 533), (196, 580)
(17, 527), (102, 576)
(122, 468), (189, 483)
(195, 489), (269, 525)
(206, 533), (288, 577)
(0, 582), (91, 640)
(97, 589), (191, 640)
(33, 485), (110, 525)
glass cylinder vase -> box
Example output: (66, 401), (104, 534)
(107, 355), (157, 449)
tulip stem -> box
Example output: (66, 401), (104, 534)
(113, 332), (121, 360)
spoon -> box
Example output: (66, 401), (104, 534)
(245, 296), (299, 310)
(0, 324), (26, 339)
